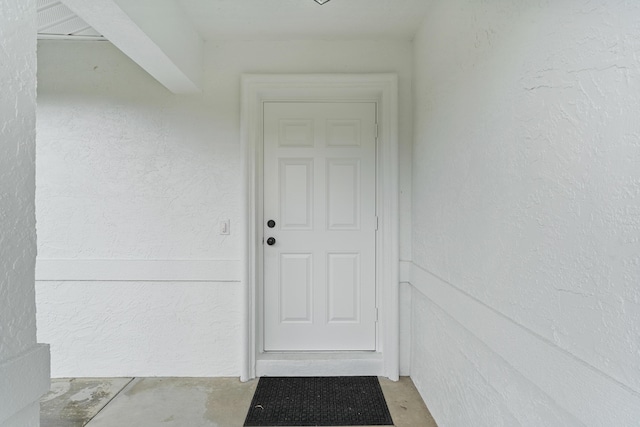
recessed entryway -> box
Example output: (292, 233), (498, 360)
(241, 74), (400, 380)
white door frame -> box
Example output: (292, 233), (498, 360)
(240, 74), (399, 381)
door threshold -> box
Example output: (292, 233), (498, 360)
(256, 352), (384, 377)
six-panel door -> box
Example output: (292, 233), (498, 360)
(263, 102), (377, 351)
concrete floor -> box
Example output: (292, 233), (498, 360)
(40, 377), (437, 427)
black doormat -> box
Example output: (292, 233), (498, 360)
(244, 376), (393, 426)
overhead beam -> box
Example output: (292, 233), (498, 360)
(61, 0), (203, 94)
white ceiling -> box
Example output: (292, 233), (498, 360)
(177, 0), (433, 41)
(37, 0), (104, 39)
(37, 0), (431, 42)
(36, 0), (432, 93)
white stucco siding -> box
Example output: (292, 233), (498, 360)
(411, 1), (640, 425)
(36, 281), (241, 377)
(0, 1), (50, 425)
(36, 41), (237, 261)
(1, 0), (38, 365)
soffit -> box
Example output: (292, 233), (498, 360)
(35, 0), (431, 93)
(177, 0), (432, 41)
(37, 0), (431, 42)
(37, 0), (104, 40)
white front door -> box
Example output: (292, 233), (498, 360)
(263, 102), (377, 351)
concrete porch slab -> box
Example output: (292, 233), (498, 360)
(41, 376), (437, 426)
(40, 378), (133, 427)
(86, 377), (257, 427)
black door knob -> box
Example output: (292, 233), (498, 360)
(267, 220), (276, 228)
(266, 237), (276, 246)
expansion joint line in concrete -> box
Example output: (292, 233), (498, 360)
(84, 377), (136, 426)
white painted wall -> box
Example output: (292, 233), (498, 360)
(0, 1), (50, 426)
(36, 39), (413, 377)
(411, 1), (640, 425)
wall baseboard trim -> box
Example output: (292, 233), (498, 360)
(0, 344), (50, 425)
(407, 262), (640, 425)
(35, 259), (241, 282)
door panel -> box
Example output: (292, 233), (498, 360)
(263, 102), (377, 351)
(279, 119), (314, 147)
(280, 159), (314, 230)
(326, 119), (362, 147)
(327, 159), (361, 230)
(327, 252), (361, 323)
(279, 253), (313, 323)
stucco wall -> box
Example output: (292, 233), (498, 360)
(36, 39), (413, 377)
(411, 1), (640, 425)
(0, 1), (50, 426)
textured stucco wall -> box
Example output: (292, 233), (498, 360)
(36, 41), (238, 261)
(36, 39), (413, 376)
(0, 1), (50, 426)
(1, 0), (38, 368)
(36, 281), (241, 377)
(411, 1), (640, 425)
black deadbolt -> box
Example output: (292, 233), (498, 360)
(267, 220), (276, 228)
(266, 237), (276, 246)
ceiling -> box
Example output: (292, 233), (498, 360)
(37, 0), (431, 42)
(37, 0), (104, 40)
(36, 0), (432, 93)
(177, 0), (432, 41)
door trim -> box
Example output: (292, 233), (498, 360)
(240, 74), (399, 381)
